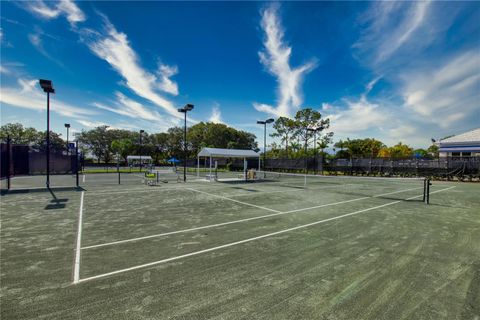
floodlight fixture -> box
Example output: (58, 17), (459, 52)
(178, 104), (194, 113)
(39, 79), (55, 93)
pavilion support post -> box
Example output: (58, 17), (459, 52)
(209, 156), (212, 181)
(243, 157), (247, 180)
(197, 156), (200, 178)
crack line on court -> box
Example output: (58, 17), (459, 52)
(77, 186), (455, 283)
(82, 185), (424, 250)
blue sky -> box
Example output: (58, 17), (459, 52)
(1, 1), (479, 148)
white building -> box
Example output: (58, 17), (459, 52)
(438, 128), (480, 158)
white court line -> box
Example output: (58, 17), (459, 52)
(82, 174), (86, 183)
(81, 186), (422, 250)
(227, 183), (357, 197)
(77, 186), (455, 283)
(186, 188), (281, 213)
(73, 191), (85, 284)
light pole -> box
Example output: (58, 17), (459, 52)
(257, 118), (274, 172)
(39, 79), (55, 188)
(139, 129), (144, 172)
(307, 127), (321, 175)
(178, 104), (194, 182)
(64, 123), (70, 155)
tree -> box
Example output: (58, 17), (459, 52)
(149, 132), (170, 163)
(317, 132), (334, 153)
(77, 126), (112, 163)
(427, 144), (439, 158)
(293, 108), (332, 153)
(0, 123), (41, 145)
(187, 122), (257, 156)
(111, 138), (134, 163)
(0, 123), (67, 152)
(378, 147), (391, 158)
(389, 142), (413, 158)
(167, 127), (184, 158)
(270, 117), (297, 155)
(36, 131), (66, 153)
(334, 138), (385, 158)
(413, 148), (429, 158)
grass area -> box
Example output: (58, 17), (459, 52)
(1, 178), (479, 319)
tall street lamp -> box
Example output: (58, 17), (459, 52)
(39, 79), (55, 188)
(257, 118), (274, 172)
(307, 127), (321, 175)
(64, 123), (70, 155)
(139, 129), (145, 172)
(178, 104), (194, 182)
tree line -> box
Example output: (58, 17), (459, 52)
(267, 108), (334, 158)
(332, 139), (439, 159)
(0, 122), (257, 164)
(264, 108), (438, 159)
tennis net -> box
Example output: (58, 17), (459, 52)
(255, 170), (429, 200)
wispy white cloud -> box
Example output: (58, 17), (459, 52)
(25, 0), (85, 26)
(401, 50), (480, 128)
(27, 28), (65, 67)
(57, 0), (86, 25)
(82, 17), (183, 119)
(156, 64), (179, 95)
(343, 1), (479, 147)
(354, 1), (432, 66)
(0, 77), (96, 118)
(209, 103), (223, 124)
(92, 92), (163, 122)
(324, 95), (387, 135)
(0, 27), (14, 48)
(254, 4), (317, 117)
(0, 66), (10, 74)
(76, 120), (110, 128)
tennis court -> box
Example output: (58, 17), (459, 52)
(1, 173), (479, 319)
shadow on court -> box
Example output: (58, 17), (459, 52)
(44, 188), (69, 210)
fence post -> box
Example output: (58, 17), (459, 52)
(6, 135), (11, 190)
(75, 142), (79, 187)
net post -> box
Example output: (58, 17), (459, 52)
(422, 178), (426, 203)
(426, 179), (431, 204)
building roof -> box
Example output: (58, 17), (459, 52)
(126, 155), (153, 160)
(198, 147), (259, 158)
(440, 128), (480, 144)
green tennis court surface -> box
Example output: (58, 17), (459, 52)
(1, 177), (479, 319)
